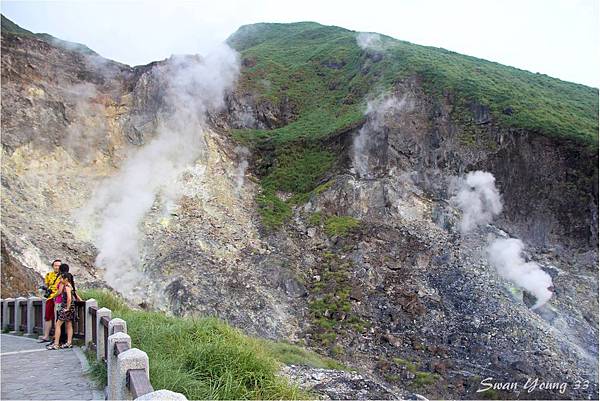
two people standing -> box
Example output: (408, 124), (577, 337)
(38, 259), (82, 349)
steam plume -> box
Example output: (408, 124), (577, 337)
(234, 146), (250, 196)
(61, 83), (107, 162)
(451, 171), (503, 233)
(356, 32), (383, 51)
(78, 44), (240, 296)
(353, 95), (410, 178)
(487, 238), (554, 309)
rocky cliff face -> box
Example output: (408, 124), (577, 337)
(1, 21), (598, 400)
(1, 30), (301, 342)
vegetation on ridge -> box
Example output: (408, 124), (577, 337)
(229, 21), (598, 146)
(1, 14), (97, 55)
(226, 22), (598, 228)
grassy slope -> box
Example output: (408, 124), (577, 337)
(82, 289), (344, 400)
(229, 21), (598, 146)
(226, 22), (598, 228)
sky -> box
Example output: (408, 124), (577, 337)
(2, 0), (599, 87)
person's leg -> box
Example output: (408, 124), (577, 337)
(41, 299), (55, 340)
(42, 320), (52, 340)
(59, 318), (68, 345)
(66, 321), (73, 345)
(53, 320), (63, 346)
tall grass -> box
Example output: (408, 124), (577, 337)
(81, 289), (340, 399)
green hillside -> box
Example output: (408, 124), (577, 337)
(227, 22), (598, 228)
(228, 22), (598, 146)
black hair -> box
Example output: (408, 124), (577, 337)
(59, 263), (69, 273)
(52, 259), (62, 266)
(60, 272), (77, 293)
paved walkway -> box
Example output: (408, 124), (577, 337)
(1, 334), (103, 400)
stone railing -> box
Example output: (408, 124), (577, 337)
(1, 296), (187, 401)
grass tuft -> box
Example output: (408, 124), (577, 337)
(259, 340), (348, 370)
(85, 350), (107, 387)
(324, 216), (360, 237)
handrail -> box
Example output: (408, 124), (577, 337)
(100, 315), (110, 326)
(90, 305), (98, 349)
(127, 369), (154, 399)
(101, 315), (110, 361)
(114, 341), (129, 356)
(1, 296), (183, 401)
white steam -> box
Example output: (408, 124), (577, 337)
(61, 83), (108, 162)
(487, 238), (554, 309)
(451, 171), (503, 233)
(78, 45), (240, 296)
(234, 145), (250, 196)
(356, 32), (383, 51)
(353, 95), (410, 178)
(451, 171), (553, 308)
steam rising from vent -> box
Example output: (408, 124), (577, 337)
(234, 146), (250, 196)
(487, 238), (554, 309)
(356, 32), (383, 51)
(451, 171), (554, 308)
(78, 44), (240, 297)
(353, 95), (410, 178)
(451, 171), (503, 233)
(61, 83), (106, 162)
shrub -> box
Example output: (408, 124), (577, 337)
(324, 216), (360, 237)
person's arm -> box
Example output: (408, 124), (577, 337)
(49, 282), (63, 300)
(75, 292), (83, 302)
(65, 286), (72, 310)
(41, 273), (50, 296)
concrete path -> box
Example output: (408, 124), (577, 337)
(1, 333), (103, 400)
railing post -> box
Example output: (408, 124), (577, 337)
(134, 390), (188, 401)
(26, 296), (41, 337)
(109, 318), (127, 335)
(84, 299), (98, 347)
(5, 298), (15, 331)
(12, 297), (26, 334)
(96, 307), (111, 361)
(107, 332), (132, 400)
(116, 348), (149, 400)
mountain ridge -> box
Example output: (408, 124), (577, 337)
(1, 14), (598, 400)
(2, 13), (596, 147)
(228, 21), (598, 148)
(1, 14), (98, 56)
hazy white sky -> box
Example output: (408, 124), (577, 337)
(2, 0), (598, 87)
